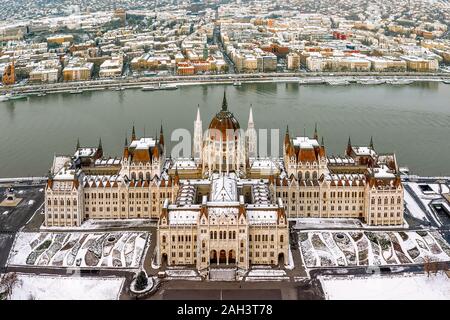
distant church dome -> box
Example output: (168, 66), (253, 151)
(208, 92), (240, 140)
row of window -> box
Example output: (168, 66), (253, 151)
(371, 197), (402, 205)
(210, 230), (237, 240)
(48, 199), (77, 206)
(47, 213), (77, 219)
(249, 234), (284, 242)
(85, 192), (170, 200)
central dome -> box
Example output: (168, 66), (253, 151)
(208, 92), (240, 140)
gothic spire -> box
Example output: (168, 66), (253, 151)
(159, 121), (165, 146)
(369, 136), (374, 150)
(221, 91), (228, 111)
(321, 136), (324, 147)
(124, 136), (128, 147)
(346, 136), (352, 156)
(132, 123), (136, 141)
(314, 123), (318, 140)
(98, 137), (103, 151)
(76, 138), (80, 150)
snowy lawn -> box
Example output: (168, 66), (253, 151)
(291, 218), (363, 230)
(9, 274), (124, 300)
(320, 273), (450, 300)
(8, 231), (150, 269)
(299, 230), (450, 268)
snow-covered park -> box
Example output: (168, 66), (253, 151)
(320, 273), (450, 300)
(299, 230), (450, 268)
(8, 274), (124, 300)
(8, 231), (150, 269)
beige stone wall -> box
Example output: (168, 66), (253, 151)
(45, 188), (83, 227)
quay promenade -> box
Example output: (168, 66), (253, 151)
(1, 72), (450, 95)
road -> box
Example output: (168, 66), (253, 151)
(2, 71), (450, 95)
(0, 183), (45, 269)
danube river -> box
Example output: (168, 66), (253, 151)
(0, 81), (449, 178)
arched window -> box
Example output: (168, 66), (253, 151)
(384, 198), (388, 205)
(210, 231), (213, 239)
(146, 172), (151, 180)
(378, 198), (381, 205)
(131, 172), (136, 180)
(391, 197), (395, 205)
(305, 171), (310, 180)
(229, 231), (232, 239)
(214, 231), (217, 239)
(312, 171), (318, 180)
(298, 171), (302, 180)
(280, 235), (284, 243)
(138, 172), (143, 180)
(162, 235), (166, 243)
(397, 197), (401, 204)
(66, 199), (71, 206)
(233, 231), (236, 239)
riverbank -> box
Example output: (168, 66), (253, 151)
(1, 72), (450, 96)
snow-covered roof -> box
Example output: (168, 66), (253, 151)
(210, 173), (238, 202)
(74, 148), (97, 158)
(293, 136), (319, 149)
(94, 158), (121, 166)
(169, 210), (199, 225)
(373, 165), (396, 179)
(352, 146), (376, 157)
(247, 210), (277, 224)
(129, 137), (156, 149)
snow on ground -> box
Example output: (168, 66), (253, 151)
(404, 186), (429, 222)
(41, 218), (156, 231)
(405, 182), (444, 226)
(292, 218), (363, 230)
(8, 231), (150, 269)
(9, 274), (124, 300)
(320, 273), (450, 300)
(299, 230), (450, 268)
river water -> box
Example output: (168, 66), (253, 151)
(0, 81), (449, 178)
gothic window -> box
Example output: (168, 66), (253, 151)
(312, 171), (318, 180)
(305, 171), (310, 180)
(280, 235), (284, 243)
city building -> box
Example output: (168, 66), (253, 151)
(44, 93), (404, 272)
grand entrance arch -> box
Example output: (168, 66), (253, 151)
(219, 250), (227, 264)
(161, 253), (168, 267)
(278, 253), (285, 266)
(210, 250), (217, 264)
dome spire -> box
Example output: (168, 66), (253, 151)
(221, 90), (228, 111)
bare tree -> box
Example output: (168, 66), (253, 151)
(0, 273), (19, 300)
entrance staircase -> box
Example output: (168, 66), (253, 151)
(208, 266), (237, 281)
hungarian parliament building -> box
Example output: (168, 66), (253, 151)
(45, 93), (404, 270)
